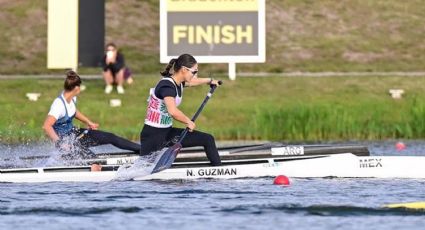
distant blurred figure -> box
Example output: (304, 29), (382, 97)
(102, 43), (134, 94)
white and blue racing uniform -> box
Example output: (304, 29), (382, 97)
(47, 93), (141, 155)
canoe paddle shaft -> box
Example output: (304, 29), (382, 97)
(151, 81), (222, 173)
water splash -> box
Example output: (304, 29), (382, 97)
(114, 148), (167, 181)
(0, 142), (53, 168)
(0, 135), (91, 168)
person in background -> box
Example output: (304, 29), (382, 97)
(43, 70), (141, 158)
(139, 53), (222, 166)
(102, 42), (133, 94)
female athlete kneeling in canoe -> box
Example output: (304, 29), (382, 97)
(43, 70), (141, 158)
(140, 54), (222, 166)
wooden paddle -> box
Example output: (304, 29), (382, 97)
(151, 80), (222, 173)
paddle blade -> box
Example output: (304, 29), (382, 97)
(151, 143), (182, 174)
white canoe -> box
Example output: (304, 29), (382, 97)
(1, 150), (425, 183)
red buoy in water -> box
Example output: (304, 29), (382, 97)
(273, 175), (290, 186)
(396, 142), (406, 151)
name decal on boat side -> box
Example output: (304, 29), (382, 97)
(359, 158), (383, 168)
(271, 146), (304, 156)
(109, 157), (138, 165)
(186, 168), (237, 177)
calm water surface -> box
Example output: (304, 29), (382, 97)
(1, 141), (425, 230)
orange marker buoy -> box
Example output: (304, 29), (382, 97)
(273, 175), (290, 186)
(395, 142), (406, 151)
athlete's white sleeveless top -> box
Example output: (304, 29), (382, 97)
(144, 78), (183, 128)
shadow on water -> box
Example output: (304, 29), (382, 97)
(220, 204), (425, 216)
(0, 204), (424, 217)
(0, 206), (143, 216)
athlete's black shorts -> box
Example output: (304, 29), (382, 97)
(140, 125), (221, 166)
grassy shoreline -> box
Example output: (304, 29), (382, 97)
(1, 0), (425, 74)
(1, 75), (425, 143)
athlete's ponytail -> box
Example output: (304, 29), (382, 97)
(160, 58), (177, 77)
(160, 54), (197, 77)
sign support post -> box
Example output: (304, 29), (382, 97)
(229, 62), (236, 81)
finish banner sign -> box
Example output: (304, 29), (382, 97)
(160, 0), (265, 63)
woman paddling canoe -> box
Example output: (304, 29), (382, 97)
(43, 70), (141, 158)
(140, 54), (222, 166)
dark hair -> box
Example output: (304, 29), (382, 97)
(105, 42), (117, 49)
(160, 54), (197, 77)
(64, 70), (82, 91)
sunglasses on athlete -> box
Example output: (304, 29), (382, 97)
(183, 66), (198, 76)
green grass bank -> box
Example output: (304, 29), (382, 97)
(1, 75), (425, 143)
(1, 0), (425, 74)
